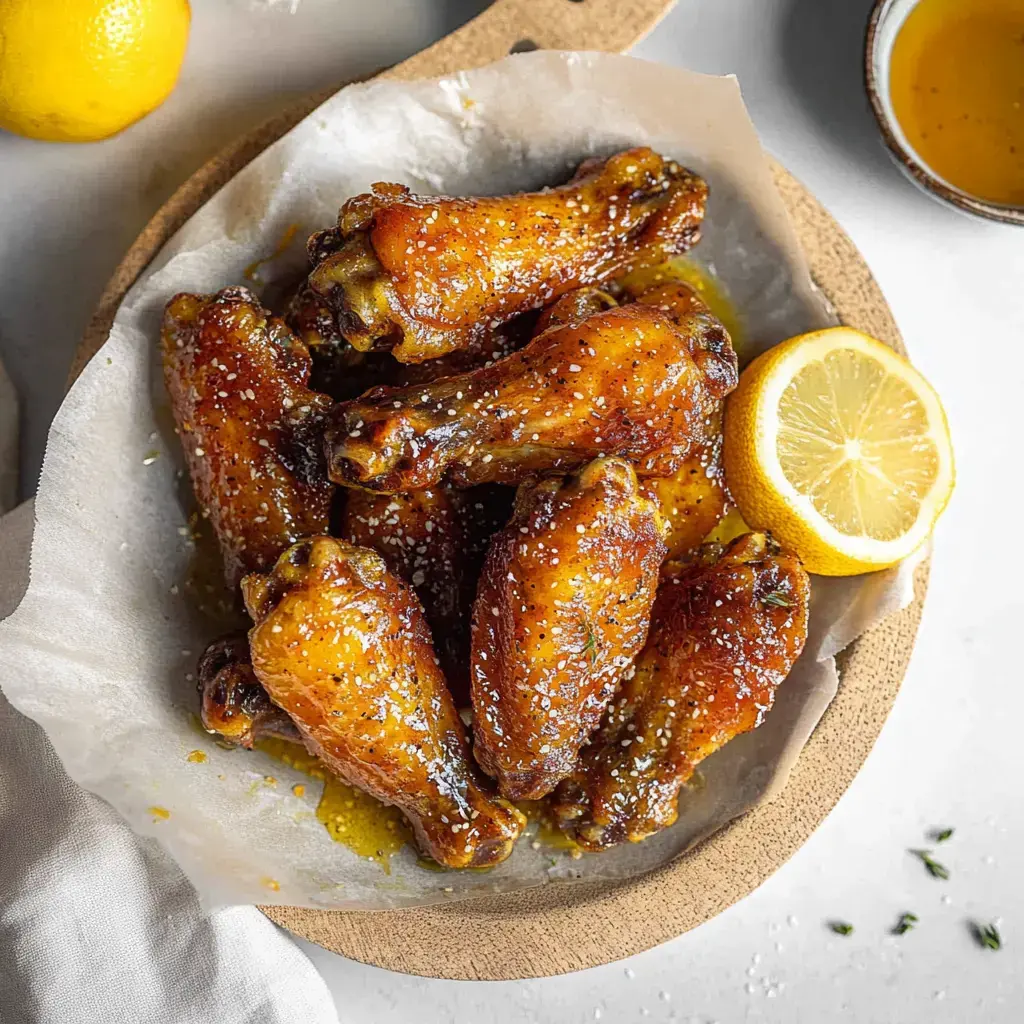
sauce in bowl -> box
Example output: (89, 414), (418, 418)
(888, 0), (1024, 207)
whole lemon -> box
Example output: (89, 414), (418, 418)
(0, 0), (191, 143)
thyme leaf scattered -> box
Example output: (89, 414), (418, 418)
(972, 922), (1001, 951)
(761, 590), (793, 608)
(893, 912), (918, 935)
(910, 848), (949, 880)
(933, 827), (954, 843)
(829, 921), (854, 936)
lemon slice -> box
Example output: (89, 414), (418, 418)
(723, 327), (954, 576)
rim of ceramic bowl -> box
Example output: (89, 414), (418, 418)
(864, 0), (1024, 227)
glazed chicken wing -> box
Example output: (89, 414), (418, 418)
(340, 485), (475, 699)
(326, 302), (738, 492)
(471, 458), (666, 801)
(243, 536), (525, 868)
(307, 147), (708, 363)
(551, 533), (810, 850)
(284, 278), (395, 401)
(162, 287), (333, 587)
(196, 633), (300, 748)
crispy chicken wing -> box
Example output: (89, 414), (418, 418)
(326, 302), (738, 492)
(339, 485), (475, 698)
(629, 279), (727, 560)
(243, 536), (525, 868)
(642, 433), (727, 562)
(307, 147), (708, 363)
(162, 287), (333, 587)
(470, 458), (666, 801)
(284, 278), (394, 401)
(551, 533), (810, 850)
(196, 633), (300, 748)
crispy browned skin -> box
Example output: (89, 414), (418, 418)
(533, 286), (618, 335)
(470, 458), (666, 801)
(630, 280), (726, 560)
(284, 278), (395, 401)
(162, 288), (333, 587)
(306, 147), (708, 363)
(196, 633), (300, 747)
(642, 437), (727, 562)
(243, 537), (525, 868)
(326, 302), (738, 492)
(339, 485), (475, 700)
(551, 533), (810, 850)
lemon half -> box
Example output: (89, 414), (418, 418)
(723, 327), (954, 576)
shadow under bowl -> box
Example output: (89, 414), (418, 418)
(865, 0), (1024, 227)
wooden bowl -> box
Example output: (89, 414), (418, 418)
(77, 0), (928, 981)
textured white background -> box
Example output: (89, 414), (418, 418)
(1, 1), (1021, 1021)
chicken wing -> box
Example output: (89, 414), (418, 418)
(629, 279), (726, 560)
(243, 536), (525, 868)
(326, 302), (738, 492)
(470, 458), (666, 801)
(196, 633), (300, 748)
(306, 147), (708, 363)
(339, 485), (475, 699)
(162, 287), (333, 587)
(551, 533), (810, 850)
(284, 278), (395, 401)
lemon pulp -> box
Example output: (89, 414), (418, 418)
(776, 348), (942, 543)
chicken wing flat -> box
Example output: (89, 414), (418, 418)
(339, 485), (475, 699)
(196, 633), (300, 748)
(306, 147), (708, 363)
(629, 279), (726, 560)
(551, 533), (810, 850)
(326, 301), (738, 492)
(471, 458), (666, 801)
(243, 536), (525, 868)
(641, 434), (727, 562)
(162, 287), (333, 587)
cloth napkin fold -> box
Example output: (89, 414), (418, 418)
(0, 501), (340, 1024)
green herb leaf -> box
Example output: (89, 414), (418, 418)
(972, 922), (1001, 951)
(582, 621), (598, 665)
(893, 912), (918, 935)
(829, 921), (854, 936)
(761, 590), (793, 608)
(910, 849), (949, 880)
(933, 827), (954, 842)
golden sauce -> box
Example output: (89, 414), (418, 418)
(517, 800), (584, 856)
(619, 257), (745, 354)
(890, 0), (1024, 205)
(256, 738), (411, 871)
(244, 223), (302, 283)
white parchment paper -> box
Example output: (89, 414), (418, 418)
(0, 53), (919, 910)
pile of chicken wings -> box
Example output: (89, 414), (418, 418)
(163, 147), (810, 870)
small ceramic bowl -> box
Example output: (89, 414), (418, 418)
(865, 0), (1024, 226)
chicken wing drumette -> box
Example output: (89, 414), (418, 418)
(284, 278), (395, 401)
(471, 458), (666, 801)
(307, 147), (708, 363)
(162, 287), (333, 588)
(551, 533), (810, 850)
(196, 633), (300, 748)
(326, 301), (738, 492)
(243, 536), (525, 868)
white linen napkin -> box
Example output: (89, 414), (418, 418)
(0, 497), (340, 1024)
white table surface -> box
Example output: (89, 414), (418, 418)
(2, 1), (1022, 1020)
